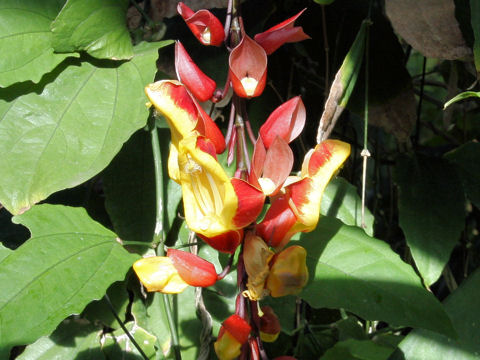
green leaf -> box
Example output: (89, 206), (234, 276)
(394, 268), (480, 360)
(469, 0), (480, 76)
(321, 177), (374, 236)
(17, 319), (104, 360)
(0, 243), (12, 262)
(314, 0), (336, 4)
(298, 216), (455, 337)
(51, 0), (133, 60)
(0, 204), (138, 353)
(445, 142), (480, 209)
(395, 154), (465, 285)
(102, 322), (156, 359)
(320, 339), (394, 360)
(0, 0), (76, 87)
(0, 41), (172, 215)
(444, 91), (480, 109)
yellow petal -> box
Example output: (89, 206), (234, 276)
(214, 330), (242, 360)
(243, 232), (274, 300)
(133, 256), (189, 294)
(266, 246), (308, 297)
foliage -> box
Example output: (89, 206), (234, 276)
(1, 0), (479, 359)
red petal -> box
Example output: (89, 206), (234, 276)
(167, 249), (217, 287)
(177, 3), (225, 46)
(261, 136), (294, 195)
(259, 96), (306, 148)
(223, 314), (251, 344)
(307, 141), (334, 175)
(198, 229), (243, 254)
(196, 136), (217, 159)
(249, 136), (267, 188)
(289, 177), (313, 209)
(229, 35), (267, 98)
(260, 306), (281, 335)
(256, 195), (297, 248)
(231, 178), (265, 228)
(194, 103), (226, 153)
(175, 41), (216, 102)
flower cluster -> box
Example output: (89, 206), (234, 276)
(133, 3), (350, 359)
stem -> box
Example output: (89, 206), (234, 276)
(321, 5), (330, 97)
(104, 294), (150, 360)
(130, 0), (154, 28)
(150, 124), (182, 360)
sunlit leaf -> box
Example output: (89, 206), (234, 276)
(444, 91), (480, 109)
(298, 216), (455, 337)
(102, 322), (156, 359)
(0, 0), (76, 87)
(51, 0), (133, 60)
(17, 319), (104, 360)
(0, 204), (138, 353)
(0, 41), (172, 215)
(396, 154), (465, 285)
(393, 268), (480, 360)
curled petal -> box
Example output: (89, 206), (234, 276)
(243, 232), (274, 300)
(229, 35), (267, 98)
(231, 178), (265, 228)
(167, 248), (217, 287)
(177, 2), (225, 46)
(260, 136), (294, 196)
(259, 96), (306, 148)
(175, 41), (216, 102)
(266, 245), (309, 297)
(133, 257), (188, 294)
(198, 229), (243, 254)
(259, 306), (281, 342)
(254, 9), (310, 55)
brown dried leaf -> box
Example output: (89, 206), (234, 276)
(386, 0), (471, 60)
(369, 85), (416, 142)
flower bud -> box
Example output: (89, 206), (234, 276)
(266, 246), (309, 297)
(259, 306), (281, 342)
(167, 249), (217, 287)
(214, 314), (251, 360)
(177, 2), (225, 46)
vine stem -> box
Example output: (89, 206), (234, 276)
(150, 123), (182, 360)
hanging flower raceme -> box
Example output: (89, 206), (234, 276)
(177, 2), (225, 46)
(177, 135), (265, 253)
(257, 139), (351, 249)
(175, 41), (217, 102)
(145, 80), (225, 181)
(229, 35), (268, 98)
(214, 314), (251, 360)
(254, 9), (310, 55)
(133, 249), (217, 294)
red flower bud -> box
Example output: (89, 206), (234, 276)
(260, 306), (281, 342)
(177, 2), (225, 46)
(254, 9), (310, 55)
(167, 248), (217, 287)
(175, 41), (216, 102)
(214, 314), (251, 360)
(229, 35), (267, 98)
(259, 96), (306, 148)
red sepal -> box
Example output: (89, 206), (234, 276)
(229, 35), (267, 98)
(198, 229), (243, 254)
(254, 9), (310, 55)
(222, 314), (251, 344)
(259, 96), (306, 148)
(175, 41), (216, 102)
(177, 2), (225, 46)
(256, 194), (297, 248)
(194, 101), (226, 154)
(231, 178), (265, 228)
(167, 249), (217, 287)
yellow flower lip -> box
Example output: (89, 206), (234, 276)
(240, 76), (258, 97)
(133, 256), (188, 294)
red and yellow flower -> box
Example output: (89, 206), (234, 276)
(214, 314), (251, 360)
(177, 2), (225, 46)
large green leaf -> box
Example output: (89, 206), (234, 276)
(0, 41), (172, 215)
(0, 204), (138, 353)
(393, 268), (480, 360)
(297, 216), (455, 337)
(0, 0), (75, 87)
(445, 142), (480, 209)
(51, 0), (133, 60)
(102, 322), (156, 359)
(0, 243), (12, 262)
(395, 154), (465, 285)
(321, 177), (374, 236)
(17, 319), (104, 360)
(320, 339), (394, 360)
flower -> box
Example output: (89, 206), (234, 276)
(266, 245), (309, 297)
(254, 9), (310, 55)
(259, 96), (306, 149)
(177, 2), (225, 46)
(229, 35), (267, 98)
(214, 314), (251, 360)
(175, 41), (216, 102)
(257, 140), (351, 249)
(178, 135), (264, 252)
(133, 250), (217, 294)
(145, 80), (225, 181)
(243, 232), (274, 300)
(259, 306), (281, 342)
